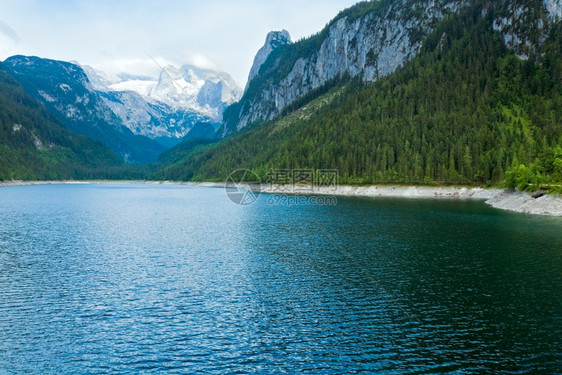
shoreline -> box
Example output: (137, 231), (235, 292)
(280, 185), (562, 217)
(1, 180), (561, 217)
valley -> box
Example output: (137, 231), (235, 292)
(1, 1), (561, 373)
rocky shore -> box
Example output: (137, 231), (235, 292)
(264, 185), (562, 217)
(2, 181), (561, 217)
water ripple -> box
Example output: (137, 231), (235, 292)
(0, 184), (560, 374)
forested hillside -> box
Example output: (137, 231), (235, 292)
(1, 0), (560, 190)
(0, 64), (134, 181)
(3, 56), (166, 164)
(155, 5), (562, 191)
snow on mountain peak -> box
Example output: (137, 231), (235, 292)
(84, 62), (242, 121)
(81, 65), (120, 91)
(81, 61), (242, 145)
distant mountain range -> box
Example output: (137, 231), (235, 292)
(2, 55), (241, 163)
(0, 63), (125, 180)
(84, 64), (241, 146)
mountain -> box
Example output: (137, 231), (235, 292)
(0, 63), (126, 181)
(96, 89), (208, 149)
(153, 122), (218, 177)
(222, 0), (465, 135)
(84, 64), (242, 147)
(182, 122), (218, 142)
(157, 0), (562, 190)
(3, 56), (165, 164)
(221, 0), (562, 136)
(245, 30), (292, 91)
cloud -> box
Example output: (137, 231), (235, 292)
(0, 20), (20, 42)
(0, 20), (20, 59)
(91, 58), (166, 79)
(89, 53), (220, 82)
(0, 0), (360, 86)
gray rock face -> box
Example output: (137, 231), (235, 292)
(147, 65), (241, 120)
(492, 0), (560, 60)
(245, 30), (292, 91)
(195, 70), (242, 117)
(99, 90), (206, 146)
(226, 0), (469, 134)
(224, 0), (559, 135)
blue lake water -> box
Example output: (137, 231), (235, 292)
(0, 183), (560, 374)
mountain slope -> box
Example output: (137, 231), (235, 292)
(153, 122), (219, 174)
(222, 0), (471, 135)
(85, 64), (241, 146)
(3, 56), (165, 164)
(0, 63), (126, 181)
(155, 1), (562, 189)
(97, 89), (207, 148)
(221, 0), (561, 136)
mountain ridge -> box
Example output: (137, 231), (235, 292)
(3, 55), (165, 164)
(0, 62), (127, 180)
(157, 0), (562, 191)
(221, 0), (561, 136)
(3, 55), (242, 160)
(245, 30), (292, 91)
(83, 63), (241, 145)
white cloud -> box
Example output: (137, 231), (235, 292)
(0, 0), (359, 86)
(90, 58), (167, 79)
(0, 34), (16, 60)
(0, 20), (19, 59)
(0, 20), (19, 42)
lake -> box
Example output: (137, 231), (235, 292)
(0, 183), (560, 374)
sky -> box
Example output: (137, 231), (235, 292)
(0, 0), (360, 86)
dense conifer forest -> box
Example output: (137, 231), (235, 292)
(155, 7), (562, 192)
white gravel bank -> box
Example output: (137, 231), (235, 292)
(2, 181), (562, 217)
(267, 185), (562, 217)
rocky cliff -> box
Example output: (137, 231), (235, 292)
(245, 30), (292, 91)
(222, 0), (560, 136)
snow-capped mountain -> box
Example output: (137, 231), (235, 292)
(3, 55), (166, 164)
(149, 65), (241, 118)
(84, 64), (242, 146)
(98, 90), (206, 148)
